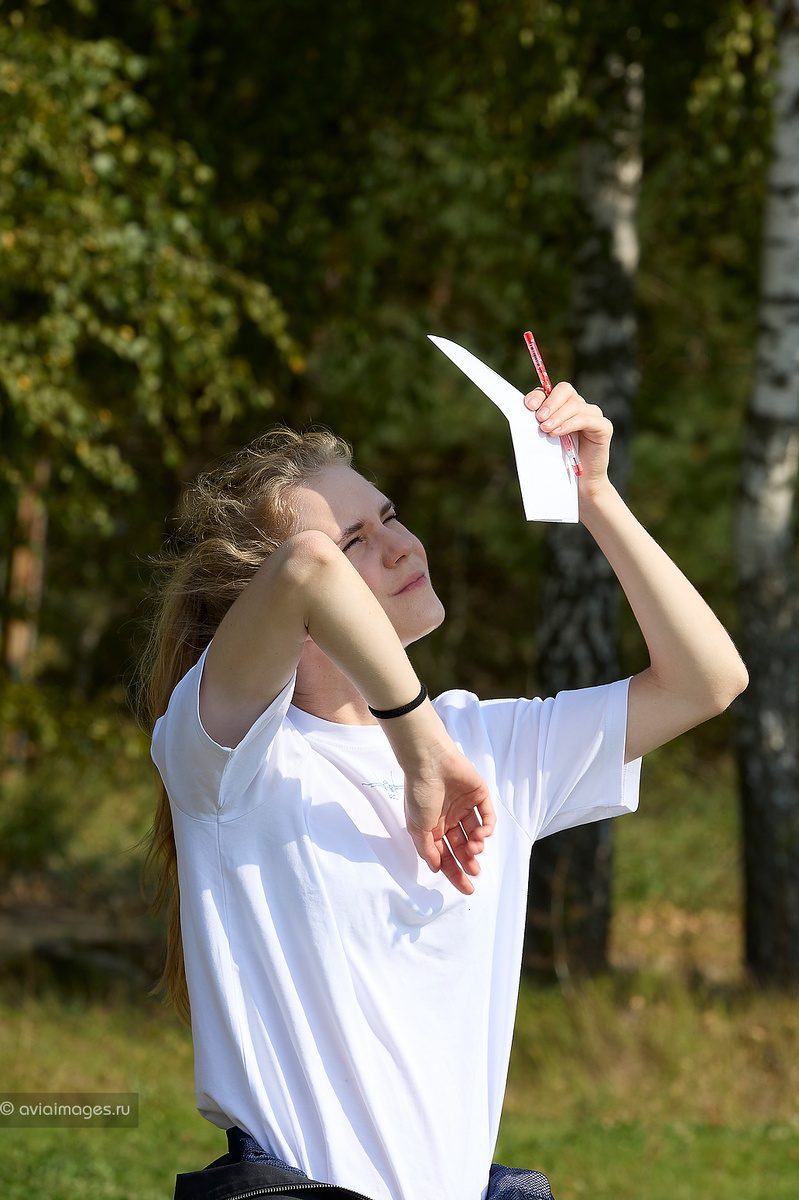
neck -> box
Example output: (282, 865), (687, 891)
(292, 642), (378, 725)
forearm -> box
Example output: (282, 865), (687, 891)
(204, 531), (427, 747)
(301, 533), (426, 716)
(302, 539), (479, 778)
(579, 482), (748, 759)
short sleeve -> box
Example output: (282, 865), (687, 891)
(151, 645), (296, 820)
(434, 677), (640, 842)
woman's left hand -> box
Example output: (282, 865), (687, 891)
(524, 383), (613, 505)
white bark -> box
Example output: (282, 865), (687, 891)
(735, 0), (799, 985)
(526, 55), (642, 979)
(750, 16), (799, 425)
(739, 11), (799, 577)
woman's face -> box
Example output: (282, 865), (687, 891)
(291, 466), (445, 647)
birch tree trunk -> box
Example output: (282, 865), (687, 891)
(735, 0), (799, 986)
(524, 55), (642, 980)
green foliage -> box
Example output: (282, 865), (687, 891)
(0, 10), (299, 508)
(0, 681), (149, 869)
(625, 1), (773, 656)
(0, 5), (306, 706)
(688, 2), (775, 138)
(0, 0), (773, 717)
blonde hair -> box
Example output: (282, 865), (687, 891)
(140, 427), (353, 1024)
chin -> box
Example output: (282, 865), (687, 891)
(401, 598), (445, 648)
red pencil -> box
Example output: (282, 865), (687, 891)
(523, 331), (583, 477)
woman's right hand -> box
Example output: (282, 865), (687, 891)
(381, 704), (496, 894)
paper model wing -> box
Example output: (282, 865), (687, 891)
(428, 335), (579, 523)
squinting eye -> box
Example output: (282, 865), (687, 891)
(342, 535), (363, 552)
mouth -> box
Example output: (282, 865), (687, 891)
(392, 571), (427, 597)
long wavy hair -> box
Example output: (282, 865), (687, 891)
(139, 427), (353, 1024)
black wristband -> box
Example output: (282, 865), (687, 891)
(368, 683), (428, 720)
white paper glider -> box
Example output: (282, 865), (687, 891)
(428, 335), (579, 523)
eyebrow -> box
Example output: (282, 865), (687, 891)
(337, 499), (395, 546)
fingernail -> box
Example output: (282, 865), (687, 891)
(538, 406), (550, 419)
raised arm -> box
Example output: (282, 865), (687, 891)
(202, 529), (424, 749)
(525, 384), (748, 762)
(201, 529), (495, 892)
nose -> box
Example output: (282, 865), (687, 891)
(383, 522), (414, 566)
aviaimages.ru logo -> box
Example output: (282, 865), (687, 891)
(0, 1093), (138, 1127)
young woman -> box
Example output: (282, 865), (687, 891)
(144, 380), (747, 1200)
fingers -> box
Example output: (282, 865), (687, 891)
(408, 806), (493, 894)
(472, 791), (497, 838)
(438, 843), (476, 895)
(440, 845), (476, 895)
(417, 814), (482, 876)
(408, 822), (476, 895)
(409, 826), (443, 875)
(437, 795), (496, 893)
(444, 820), (481, 875)
(524, 382), (610, 440)
(459, 807), (484, 846)
(404, 762), (496, 892)
(524, 387), (547, 411)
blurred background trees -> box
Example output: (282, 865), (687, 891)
(0, 0), (794, 984)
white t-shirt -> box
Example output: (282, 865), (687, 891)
(151, 651), (641, 1200)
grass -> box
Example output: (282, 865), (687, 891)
(2, 977), (797, 1199)
(610, 737), (744, 984)
(0, 995), (221, 1199)
(506, 974), (799, 1128)
(496, 1119), (799, 1200)
(613, 736), (742, 916)
(1, 730), (798, 1197)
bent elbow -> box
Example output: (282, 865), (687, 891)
(732, 660), (749, 700)
(701, 659), (749, 721)
(722, 657), (749, 710)
(280, 529), (340, 583)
